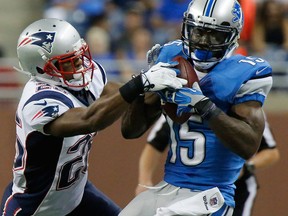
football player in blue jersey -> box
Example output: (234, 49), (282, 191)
(119, 0), (273, 215)
(0, 18), (185, 216)
(135, 113), (280, 216)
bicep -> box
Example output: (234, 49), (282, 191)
(230, 100), (265, 134)
(211, 100), (266, 159)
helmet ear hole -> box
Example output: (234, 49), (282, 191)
(36, 67), (44, 74)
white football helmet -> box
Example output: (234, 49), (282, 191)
(16, 18), (94, 90)
(182, 0), (244, 70)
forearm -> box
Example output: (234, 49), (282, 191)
(121, 94), (161, 139)
(247, 148), (280, 169)
(138, 144), (162, 185)
(84, 91), (129, 131)
(45, 91), (129, 137)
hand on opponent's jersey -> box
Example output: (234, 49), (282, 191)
(144, 44), (184, 91)
(119, 62), (186, 103)
(147, 44), (162, 68)
(141, 62), (187, 92)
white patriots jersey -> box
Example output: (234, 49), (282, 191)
(156, 40), (273, 207)
(11, 61), (106, 216)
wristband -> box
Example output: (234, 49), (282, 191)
(194, 99), (221, 120)
(119, 75), (144, 103)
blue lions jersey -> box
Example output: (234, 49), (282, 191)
(156, 40), (273, 207)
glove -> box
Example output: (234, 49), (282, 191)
(119, 62), (186, 103)
(165, 82), (221, 121)
(141, 62), (187, 92)
(165, 82), (207, 116)
(146, 44), (162, 68)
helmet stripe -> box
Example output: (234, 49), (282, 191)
(204, 0), (217, 17)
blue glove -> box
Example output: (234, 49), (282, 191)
(165, 82), (208, 116)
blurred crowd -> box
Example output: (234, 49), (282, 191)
(43, 0), (188, 81)
(41, 0), (288, 82)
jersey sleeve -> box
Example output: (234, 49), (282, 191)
(22, 90), (74, 134)
(233, 57), (273, 106)
(156, 40), (185, 64)
(200, 55), (273, 111)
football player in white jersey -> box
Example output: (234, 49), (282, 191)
(119, 0), (273, 215)
(0, 18), (186, 216)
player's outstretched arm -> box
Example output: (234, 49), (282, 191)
(44, 82), (128, 137)
(44, 63), (184, 137)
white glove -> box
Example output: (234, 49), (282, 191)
(146, 44), (162, 68)
(141, 62), (187, 92)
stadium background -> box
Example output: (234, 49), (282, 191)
(0, 0), (288, 215)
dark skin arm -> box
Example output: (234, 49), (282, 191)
(206, 101), (265, 159)
(44, 82), (129, 137)
(121, 92), (162, 139)
(122, 99), (265, 160)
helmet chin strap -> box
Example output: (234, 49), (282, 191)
(14, 66), (63, 85)
(14, 66), (33, 77)
(14, 65), (91, 91)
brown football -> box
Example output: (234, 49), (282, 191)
(162, 56), (199, 124)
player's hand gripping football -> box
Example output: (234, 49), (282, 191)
(164, 82), (206, 115)
(141, 62), (187, 92)
(164, 82), (221, 120)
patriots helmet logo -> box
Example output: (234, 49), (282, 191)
(231, 1), (243, 24)
(18, 31), (56, 54)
